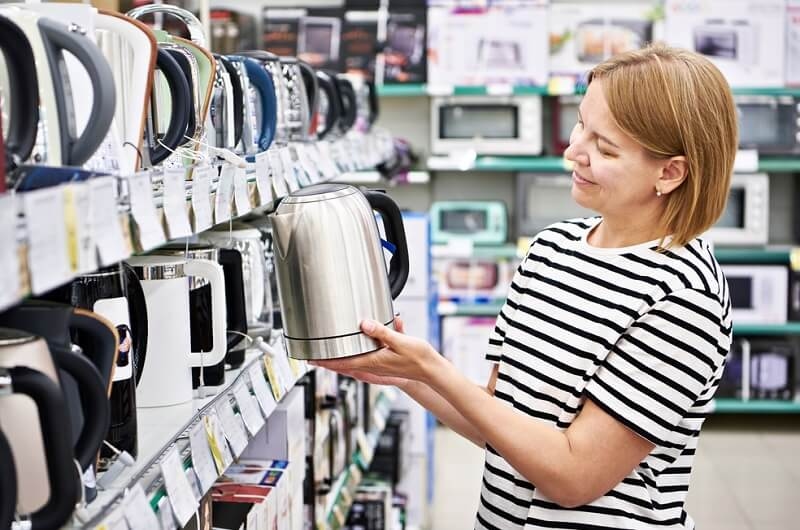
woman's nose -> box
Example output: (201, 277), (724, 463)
(564, 140), (589, 167)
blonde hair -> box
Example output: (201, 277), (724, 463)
(588, 43), (738, 248)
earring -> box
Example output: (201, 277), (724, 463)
(656, 188), (662, 197)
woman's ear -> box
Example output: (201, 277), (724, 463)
(658, 156), (688, 195)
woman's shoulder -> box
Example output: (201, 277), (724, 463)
(644, 237), (728, 303)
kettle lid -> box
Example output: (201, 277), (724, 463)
(282, 183), (357, 204)
(0, 327), (37, 346)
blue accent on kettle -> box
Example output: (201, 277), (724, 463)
(381, 239), (397, 254)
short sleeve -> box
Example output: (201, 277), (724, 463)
(485, 248), (533, 363)
(584, 288), (731, 447)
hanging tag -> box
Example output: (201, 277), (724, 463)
(191, 165), (213, 232)
(295, 143), (322, 184)
(123, 483), (160, 530)
(274, 350), (295, 394)
(160, 446), (198, 527)
(215, 164), (234, 224)
(254, 151), (274, 206)
(189, 420), (218, 492)
(233, 166), (252, 216)
(263, 355), (283, 401)
(89, 178), (130, 266)
(233, 381), (266, 437)
(0, 196), (20, 310)
(163, 168), (192, 239)
(127, 171), (165, 251)
(355, 427), (373, 464)
(204, 410), (234, 473)
(98, 514), (129, 530)
(267, 149), (288, 197)
(216, 399), (249, 457)
(279, 146), (300, 191)
(317, 141), (340, 179)
(156, 496), (178, 530)
(184, 466), (203, 502)
(248, 364), (277, 417)
(22, 187), (71, 295)
(63, 183), (97, 274)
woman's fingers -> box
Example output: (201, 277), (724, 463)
(394, 316), (405, 334)
(360, 319), (405, 349)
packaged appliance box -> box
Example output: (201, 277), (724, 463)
(384, 8), (428, 84)
(262, 7), (344, 71)
(664, 0), (786, 87)
(342, 10), (380, 80)
(427, 0), (550, 87)
(549, 2), (663, 81)
(787, 0), (800, 85)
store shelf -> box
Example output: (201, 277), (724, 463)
(733, 323), (800, 335)
(712, 398), (800, 413)
(753, 157), (800, 173)
(714, 247), (794, 264)
(432, 243), (520, 259)
(437, 301), (504, 317)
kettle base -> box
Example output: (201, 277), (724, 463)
(285, 319), (397, 360)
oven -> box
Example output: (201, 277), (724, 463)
(515, 173), (594, 238)
(704, 173), (769, 246)
(722, 264), (788, 325)
(430, 201), (508, 245)
(735, 95), (800, 155)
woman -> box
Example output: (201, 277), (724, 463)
(314, 44), (737, 529)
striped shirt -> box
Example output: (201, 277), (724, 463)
(477, 217), (732, 530)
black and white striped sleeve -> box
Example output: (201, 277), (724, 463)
(583, 288), (730, 447)
(485, 251), (532, 363)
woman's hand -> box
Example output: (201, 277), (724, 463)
(310, 316), (442, 386)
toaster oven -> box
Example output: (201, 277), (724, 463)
(515, 174), (595, 238)
(693, 20), (757, 66)
(703, 173), (769, 246)
(722, 264), (788, 325)
(430, 201), (508, 245)
(431, 95), (543, 156)
(735, 95), (800, 155)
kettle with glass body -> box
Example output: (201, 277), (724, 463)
(270, 183), (409, 360)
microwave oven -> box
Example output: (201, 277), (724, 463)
(430, 201), (508, 245)
(574, 18), (652, 63)
(722, 264), (788, 325)
(735, 95), (800, 155)
(704, 173), (769, 247)
(515, 173), (595, 238)
(298, 16), (341, 64)
(550, 95), (581, 155)
(720, 338), (797, 401)
(430, 95), (543, 156)
(693, 20), (757, 66)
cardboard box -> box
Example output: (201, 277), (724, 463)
(787, 0), (800, 85)
(664, 0), (786, 87)
(342, 10), (380, 80)
(384, 8), (428, 84)
(262, 7), (343, 71)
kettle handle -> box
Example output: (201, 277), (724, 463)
(0, 14), (39, 173)
(217, 55), (245, 149)
(126, 4), (206, 47)
(364, 190), (410, 299)
(0, 426), (16, 530)
(298, 60), (318, 125)
(335, 76), (358, 134)
(218, 249), (249, 352)
(37, 17), (117, 167)
(7, 366), (80, 530)
(315, 70), (341, 140)
(234, 56), (277, 154)
(147, 48), (192, 166)
(122, 262), (149, 387)
(184, 259), (228, 369)
(365, 80), (379, 127)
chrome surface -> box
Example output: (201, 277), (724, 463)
(0, 328), (36, 347)
(280, 58), (310, 141)
(126, 4), (207, 47)
(127, 256), (186, 280)
(153, 245), (219, 289)
(285, 319), (396, 360)
(271, 184), (395, 359)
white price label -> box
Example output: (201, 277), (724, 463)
(159, 446), (198, 527)
(64, 183), (97, 274)
(274, 350), (295, 391)
(162, 168), (192, 239)
(216, 400), (249, 457)
(0, 196), (19, 310)
(248, 363), (277, 417)
(22, 187), (71, 294)
(123, 483), (160, 530)
(205, 410), (234, 473)
(128, 171), (165, 251)
(294, 144), (322, 184)
(191, 165), (213, 232)
(279, 147), (300, 191)
(215, 164), (234, 223)
(156, 497), (178, 530)
(355, 427), (373, 463)
(317, 141), (340, 179)
(89, 178), (129, 266)
(233, 166), (252, 215)
(189, 420), (218, 492)
(233, 381), (266, 437)
(254, 151), (274, 205)
(267, 149), (289, 197)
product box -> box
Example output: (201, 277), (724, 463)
(384, 8), (428, 84)
(262, 7), (343, 71)
(427, 0), (550, 87)
(664, 0), (786, 87)
(787, 0), (800, 85)
(213, 461), (290, 530)
(342, 10), (380, 80)
(433, 256), (517, 302)
(441, 315), (498, 385)
(549, 2), (662, 81)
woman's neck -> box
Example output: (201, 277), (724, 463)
(587, 215), (667, 248)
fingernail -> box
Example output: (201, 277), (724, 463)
(361, 319), (377, 333)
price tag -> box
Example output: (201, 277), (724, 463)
(248, 364), (277, 417)
(233, 166), (252, 216)
(89, 178), (129, 266)
(163, 168), (192, 239)
(156, 497), (178, 530)
(191, 165), (213, 232)
(22, 187), (71, 295)
(127, 171), (165, 251)
(295, 144), (322, 184)
(734, 149), (759, 173)
(63, 183), (97, 275)
(204, 410), (234, 473)
(373, 408), (387, 432)
(268, 149), (289, 197)
(98, 514), (129, 530)
(189, 420), (218, 492)
(279, 146), (300, 191)
(185, 466), (202, 501)
(216, 400), (249, 457)
(274, 350), (295, 391)
(254, 151), (274, 205)
(123, 483), (160, 530)
(355, 427), (373, 463)
(215, 164), (234, 223)
(233, 381), (266, 437)
(160, 446), (198, 527)
(263, 355), (283, 401)
(316, 141), (338, 180)
(0, 196), (20, 309)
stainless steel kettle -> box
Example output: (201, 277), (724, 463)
(270, 184), (409, 360)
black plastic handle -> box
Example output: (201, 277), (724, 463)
(218, 249), (248, 352)
(0, 427), (16, 530)
(166, 48), (197, 146)
(217, 55), (244, 148)
(10, 366), (80, 530)
(364, 190), (410, 299)
(0, 14), (39, 172)
(148, 48), (191, 166)
(365, 79), (379, 126)
(122, 262), (148, 387)
(315, 70), (341, 140)
(298, 60), (318, 124)
(335, 76), (357, 134)
(37, 17), (116, 167)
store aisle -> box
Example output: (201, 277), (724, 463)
(432, 417), (800, 529)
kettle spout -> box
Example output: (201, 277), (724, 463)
(269, 210), (303, 259)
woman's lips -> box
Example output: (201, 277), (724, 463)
(572, 171), (594, 185)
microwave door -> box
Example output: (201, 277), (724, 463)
(704, 173), (768, 246)
(516, 174), (594, 238)
(736, 96), (800, 155)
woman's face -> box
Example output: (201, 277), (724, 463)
(563, 80), (666, 221)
